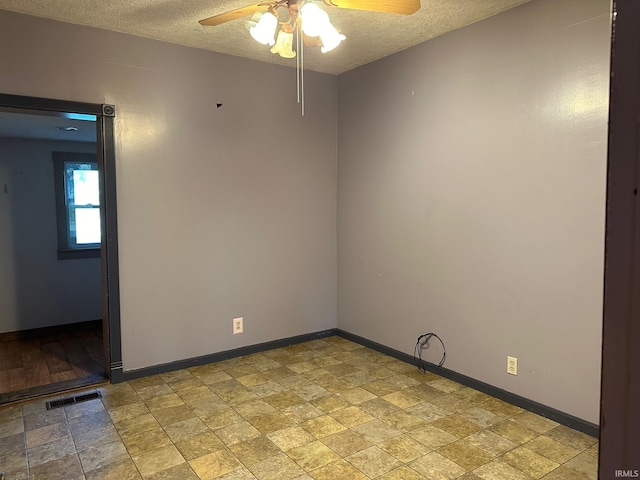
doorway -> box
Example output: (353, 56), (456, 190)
(0, 93), (122, 404)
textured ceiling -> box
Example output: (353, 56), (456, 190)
(0, 0), (531, 75)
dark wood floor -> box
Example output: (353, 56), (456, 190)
(0, 320), (105, 401)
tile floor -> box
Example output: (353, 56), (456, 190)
(0, 336), (599, 480)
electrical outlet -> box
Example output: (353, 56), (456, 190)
(233, 317), (243, 335)
(507, 356), (518, 375)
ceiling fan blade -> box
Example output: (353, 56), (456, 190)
(327, 0), (420, 15)
(199, 4), (270, 26)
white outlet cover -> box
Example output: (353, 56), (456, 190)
(233, 317), (243, 334)
(507, 356), (518, 375)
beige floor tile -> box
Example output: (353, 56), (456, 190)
(29, 453), (84, 480)
(0, 404), (23, 423)
(310, 394), (351, 413)
(383, 390), (424, 409)
(168, 378), (204, 393)
(289, 383), (330, 401)
(502, 447), (560, 479)
(108, 401), (151, 424)
(452, 387), (492, 405)
(0, 451), (28, 478)
(408, 424), (458, 450)
(432, 415), (482, 437)
(460, 406), (502, 428)
(406, 401), (449, 423)
(438, 440), (494, 470)
(352, 418), (403, 444)
(540, 465), (592, 480)
(511, 412), (559, 434)
(378, 434), (429, 463)
(152, 403), (196, 427)
(27, 434), (76, 467)
(525, 435), (581, 464)
(311, 459), (368, 480)
(121, 425), (172, 456)
(267, 426), (315, 451)
(358, 397), (402, 418)
(132, 444), (185, 477)
(263, 391), (305, 410)
(0, 417), (25, 439)
(85, 457), (142, 480)
(114, 413), (161, 438)
(189, 449), (243, 480)
(381, 411), (427, 432)
(72, 422), (121, 452)
(234, 399), (277, 418)
(200, 408), (244, 430)
(165, 417), (209, 443)
(465, 429), (518, 457)
(178, 386), (216, 403)
(410, 451), (467, 480)
(215, 420), (262, 447)
(489, 420), (539, 445)
(563, 452), (598, 480)
(175, 431), (226, 461)
(282, 402), (324, 423)
(25, 421), (69, 448)
(378, 465), (427, 480)
(544, 426), (598, 452)
(287, 440), (340, 471)
(23, 408), (67, 432)
(228, 436), (282, 466)
(249, 453), (306, 480)
(249, 411), (295, 434)
(301, 414), (346, 439)
(346, 445), (403, 478)
(320, 429), (371, 457)
(337, 387), (377, 405)
(481, 398), (524, 418)
(474, 460), (533, 480)
(78, 439), (129, 472)
(360, 380), (402, 396)
(329, 406), (374, 428)
(135, 383), (175, 401)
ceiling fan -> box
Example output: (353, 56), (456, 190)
(199, 0), (421, 58)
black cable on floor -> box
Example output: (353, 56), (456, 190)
(414, 333), (446, 373)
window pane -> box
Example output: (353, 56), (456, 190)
(73, 170), (100, 206)
(75, 208), (101, 244)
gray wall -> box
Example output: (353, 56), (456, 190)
(337, 0), (609, 424)
(0, 10), (338, 370)
(0, 138), (101, 333)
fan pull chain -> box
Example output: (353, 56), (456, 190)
(296, 27), (300, 105)
(301, 31), (305, 116)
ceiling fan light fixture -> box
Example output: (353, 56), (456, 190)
(319, 24), (346, 53)
(249, 11), (278, 46)
(270, 30), (296, 58)
(299, 2), (329, 37)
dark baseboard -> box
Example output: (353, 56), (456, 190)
(122, 329), (337, 381)
(336, 329), (599, 439)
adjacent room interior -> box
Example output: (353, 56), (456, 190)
(0, 110), (106, 403)
(0, 0), (626, 477)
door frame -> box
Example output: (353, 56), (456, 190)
(598, 0), (640, 473)
(0, 93), (123, 383)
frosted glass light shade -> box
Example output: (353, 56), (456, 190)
(300, 2), (329, 37)
(270, 30), (296, 58)
(320, 24), (346, 53)
(250, 12), (277, 45)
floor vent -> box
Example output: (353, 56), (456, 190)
(46, 391), (102, 410)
